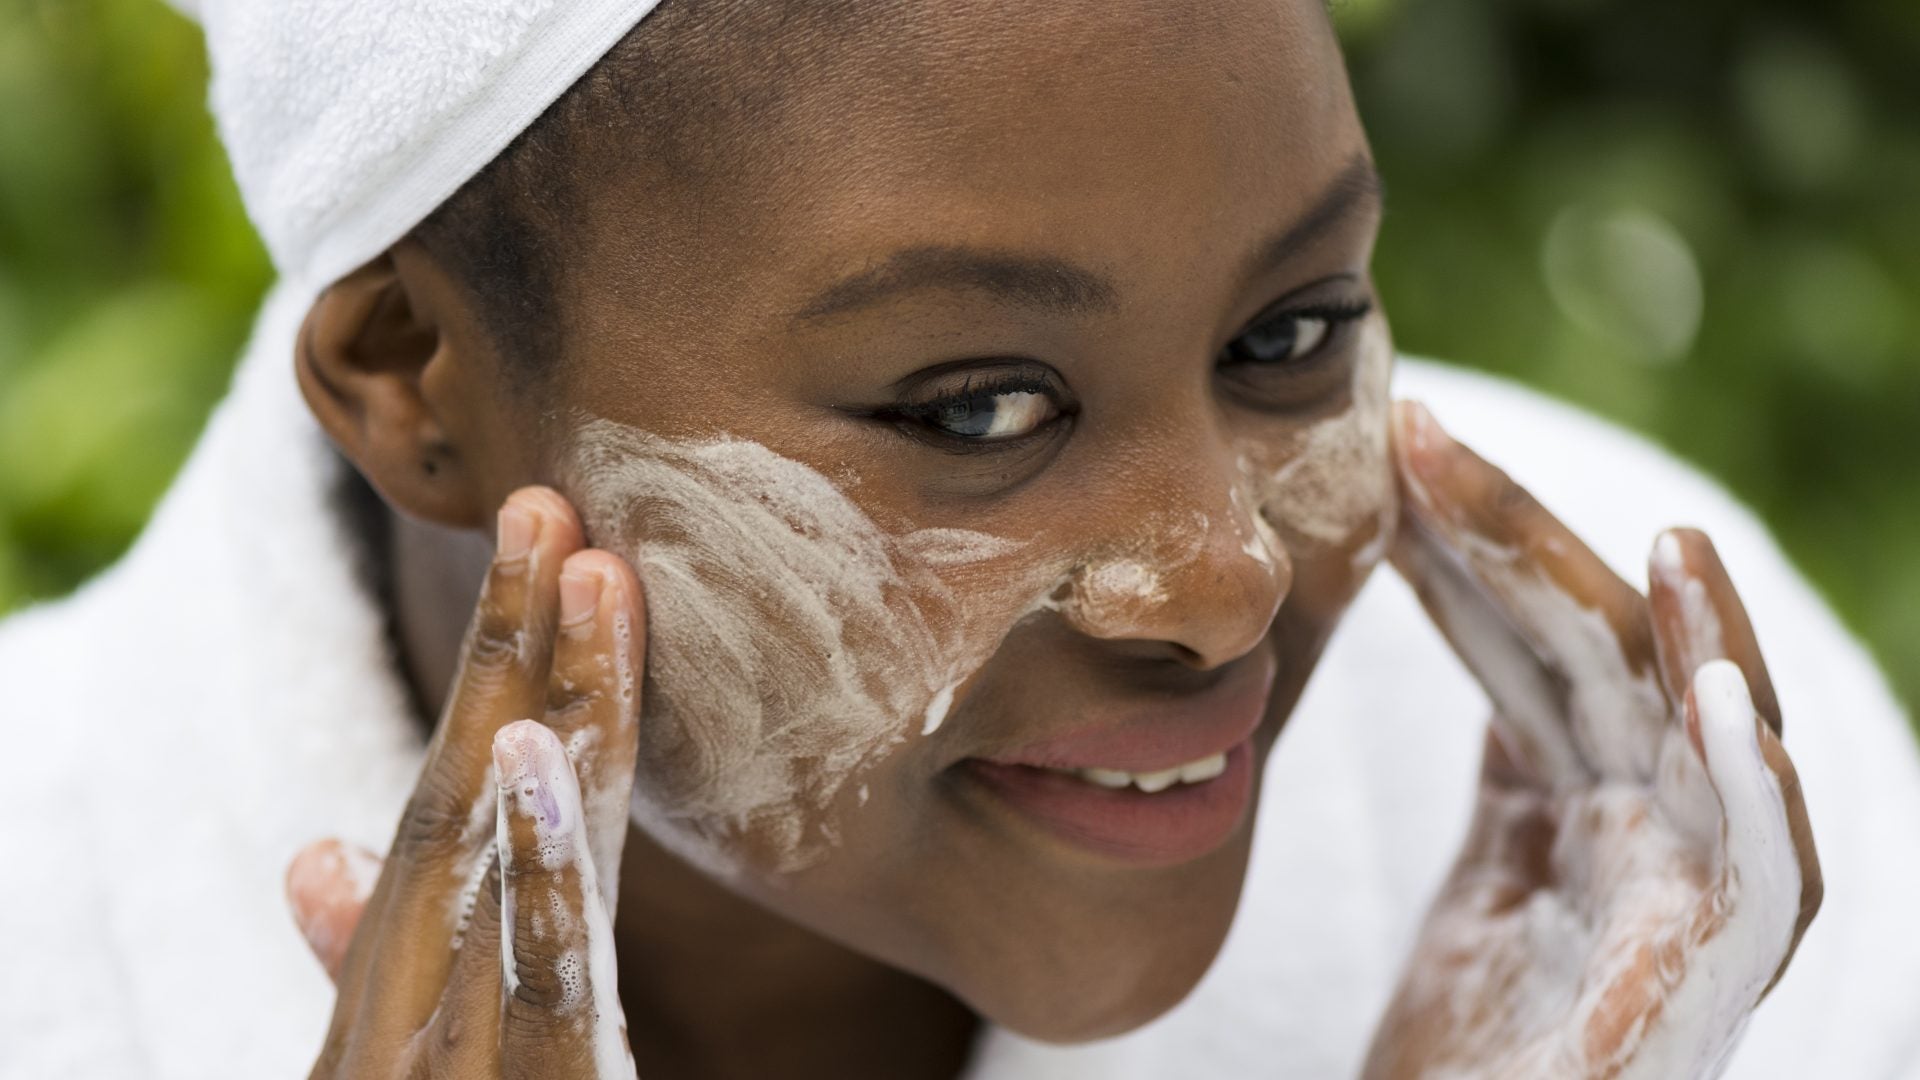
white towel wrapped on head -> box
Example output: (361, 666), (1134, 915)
(169, 0), (664, 289)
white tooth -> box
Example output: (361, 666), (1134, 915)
(1081, 767), (1133, 790)
(1178, 753), (1227, 783)
(1133, 768), (1181, 794)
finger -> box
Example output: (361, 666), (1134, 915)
(1648, 528), (1783, 735)
(1687, 661), (1818, 1003)
(1755, 712), (1821, 995)
(285, 839), (382, 982)
(350, 487), (582, 1028)
(544, 549), (646, 914)
(1391, 522), (1592, 792)
(494, 720), (634, 1078)
(1394, 400), (1667, 782)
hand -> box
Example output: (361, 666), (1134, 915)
(1363, 403), (1821, 1080)
(285, 487), (646, 1078)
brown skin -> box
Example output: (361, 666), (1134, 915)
(305, 492), (647, 1077)
(286, 0), (1816, 1076)
(300, 2), (1379, 1074)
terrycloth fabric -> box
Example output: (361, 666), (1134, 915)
(3, 284), (1918, 1078)
(169, 0), (663, 288)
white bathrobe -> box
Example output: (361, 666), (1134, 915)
(4, 281), (1917, 1078)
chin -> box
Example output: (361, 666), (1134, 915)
(969, 936), (1225, 1045)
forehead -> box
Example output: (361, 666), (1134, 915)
(582, 0), (1363, 320)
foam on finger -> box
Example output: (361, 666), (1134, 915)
(1620, 661), (1801, 1079)
(1692, 661), (1800, 958)
(1396, 401), (1667, 782)
(494, 720), (635, 1077)
(1395, 520), (1593, 791)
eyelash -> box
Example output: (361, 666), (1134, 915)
(876, 294), (1373, 447)
(1219, 297), (1374, 372)
(881, 370), (1070, 449)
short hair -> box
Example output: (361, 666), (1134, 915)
(410, 0), (887, 378)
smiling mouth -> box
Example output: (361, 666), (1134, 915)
(1072, 752), (1229, 792)
(960, 740), (1256, 866)
(952, 655), (1274, 866)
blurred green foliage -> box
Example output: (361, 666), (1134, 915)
(0, 0), (269, 600)
(1339, 0), (1920, 716)
(0, 0), (1913, 714)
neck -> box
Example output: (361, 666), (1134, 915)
(385, 509), (980, 1079)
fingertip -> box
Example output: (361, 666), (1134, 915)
(1689, 659), (1765, 791)
(494, 721), (582, 822)
(1649, 527), (1781, 735)
(500, 485), (585, 555)
(285, 838), (335, 915)
(1390, 399), (1449, 495)
(1689, 658), (1811, 982)
(492, 718), (561, 784)
(1649, 527), (1689, 586)
(558, 557), (607, 630)
(284, 837), (381, 980)
(557, 548), (647, 667)
(1390, 399), (1442, 454)
(558, 549), (640, 608)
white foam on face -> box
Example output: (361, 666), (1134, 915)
(1239, 315), (1397, 562)
(922, 682), (957, 736)
(563, 336), (1397, 877)
(1045, 558), (1170, 638)
(1229, 484), (1281, 572)
(566, 422), (1033, 876)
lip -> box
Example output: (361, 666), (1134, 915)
(957, 655), (1276, 866)
(962, 740), (1256, 865)
(974, 653), (1276, 773)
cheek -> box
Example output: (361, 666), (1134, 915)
(564, 418), (1046, 878)
(1239, 314), (1397, 574)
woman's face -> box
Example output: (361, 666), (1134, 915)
(477, 0), (1386, 1042)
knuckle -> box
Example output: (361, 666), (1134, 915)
(507, 953), (570, 1012)
(501, 942), (594, 1036)
(500, 1003), (591, 1073)
(394, 775), (486, 863)
(466, 606), (529, 676)
(544, 693), (604, 732)
(1490, 474), (1539, 522)
(427, 1003), (481, 1062)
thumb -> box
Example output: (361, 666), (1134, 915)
(284, 838), (382, 983)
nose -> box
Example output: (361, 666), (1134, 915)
(1053, 455), (1292, 670)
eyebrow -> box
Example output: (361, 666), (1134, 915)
(792, 245), (1120, 323)
(1234, 153), (1383, 287)
(789, 152), (1383, 324)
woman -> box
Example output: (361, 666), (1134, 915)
(3, 0), (1912, 1076)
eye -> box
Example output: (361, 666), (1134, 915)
(926, 389), (1056, 439)
(1221, 299), (1372, 370)
(884, 370), (1067, 445)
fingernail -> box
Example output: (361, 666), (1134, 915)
(492, 719), (539, 785)
(1651, 529), (1687, 582)
(497, 503), (537, 561)
(492, 721), (574, 855)
(559, 565), (604, 627)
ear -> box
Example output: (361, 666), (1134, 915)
(296, 245), (496, 530)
